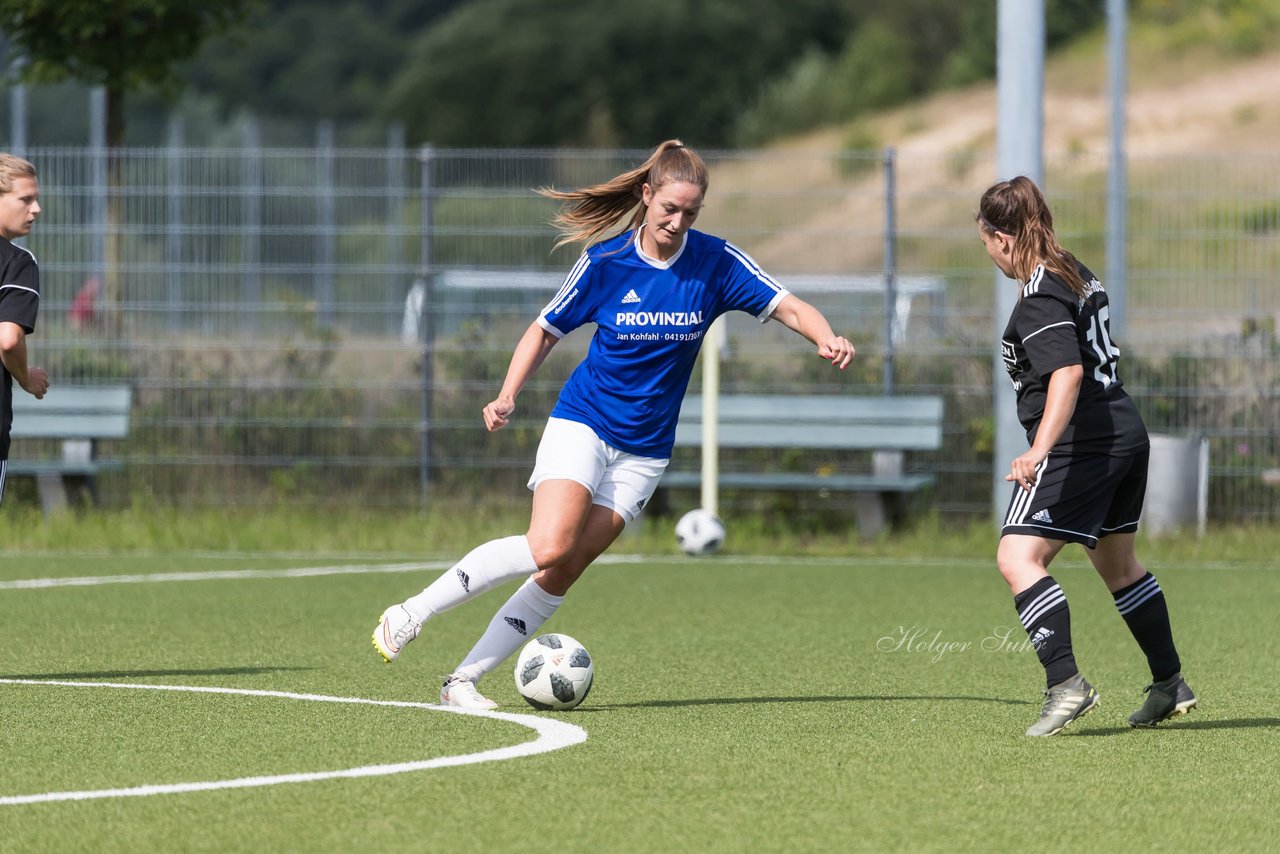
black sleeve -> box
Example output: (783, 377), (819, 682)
(0, 252), (40, 333)
(1015, 292), (1079, 379)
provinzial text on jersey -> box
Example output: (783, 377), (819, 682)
(615, 310), (705, 326)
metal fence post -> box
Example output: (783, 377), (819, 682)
(316, 121), (335, 328)
(8, 58), (26, 155)
(418, 144), (436, 500)
(243, 118), (262, 333)
(883, 147), (897, 395)
(89, 88), (107, 303)
(388, 123), (407, 337)
(166, 116), (184, 331)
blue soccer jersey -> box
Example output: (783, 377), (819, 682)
(538, 228), (788, 457)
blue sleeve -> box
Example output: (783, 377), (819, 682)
(538, 252), (598, 338)
(718, 241), (788, 321)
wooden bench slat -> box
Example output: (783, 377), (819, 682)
(673, 422), (941, 450)
(662, 471), (934, 492)
(680, 395), (943, 425)
(673, 394), (944, 451)
(11, 414), (130, 439)
(4, 460), (122, 476)
(11, 386), (132, 414)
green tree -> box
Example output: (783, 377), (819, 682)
(0, 0), (259, 148)
(383, 0), (853, 147)
(185, 0), (464, 130)
(0, 0), (258, 318)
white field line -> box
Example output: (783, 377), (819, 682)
(0, 556), (667, 590)
(1, 551), (1259, 593)
(0, 561), (452, 590)
(0, 679), (588, 806)
(0, 554), (1007, 592)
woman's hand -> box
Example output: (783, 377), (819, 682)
(1006, 447), (1048, 492)
(482, 396), (516, 432)
(817, 335), (855, 370)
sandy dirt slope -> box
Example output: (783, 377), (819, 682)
(712, 49), (1280, 271)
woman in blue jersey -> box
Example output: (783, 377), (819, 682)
(373, 140), (855, 709)
(978, 175), (1194, 736)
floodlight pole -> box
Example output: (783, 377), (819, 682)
(993, 0), (1045, 524)
(1106, 0), (1128, 340)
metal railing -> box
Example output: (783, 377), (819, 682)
(2, 144), (1275, 524)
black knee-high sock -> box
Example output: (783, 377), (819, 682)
(1112, 572), (1181, 682)
(1014, 576), (1078, 689)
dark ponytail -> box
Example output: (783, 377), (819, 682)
(977, 175), (1088, 297)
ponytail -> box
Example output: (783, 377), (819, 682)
(539, 139), (709, 249)
(976, 175), (1088, 297)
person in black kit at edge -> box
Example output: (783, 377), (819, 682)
(0, 153), (50, 508)
(977, 175), (1196, 737)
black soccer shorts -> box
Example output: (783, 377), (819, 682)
(1001, 447), (1149, 548)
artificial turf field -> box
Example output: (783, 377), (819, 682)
(2, 548), (1277, 852)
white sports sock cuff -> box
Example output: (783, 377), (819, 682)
(456, 535), (539, 596)
(401, 535), (538, 623)
(514, 577), (565, 620)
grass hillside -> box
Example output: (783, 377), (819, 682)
(805, 18), (1280, 158)
(706, 21), (1280, 278)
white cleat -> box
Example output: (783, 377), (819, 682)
(372, 606), (421, 663)
(441, 673), (498, 710)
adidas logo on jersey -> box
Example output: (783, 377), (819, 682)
(504, 617), (528, 636)
(1031, 509), (1053, 524)
(621, 289), (641, 304)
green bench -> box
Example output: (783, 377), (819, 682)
(8, 385), (132, 514)
(662, 394), (944, 536)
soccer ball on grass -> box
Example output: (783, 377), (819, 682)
(514, 633), (594, 711)
(675, 508), (725, 555)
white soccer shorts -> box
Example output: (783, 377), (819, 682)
(528, 417), (669, 525)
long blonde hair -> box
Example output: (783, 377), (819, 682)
(977, 175), (1088, 297)
(0, 153), (37, 195)
(539, 139), (709, 249)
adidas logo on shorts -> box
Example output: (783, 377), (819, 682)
(1031, 509), (1053, 524)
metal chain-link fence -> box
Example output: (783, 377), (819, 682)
(6, 145), (1278, 524)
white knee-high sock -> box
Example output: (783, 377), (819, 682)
(453, 578), (564, 682)
(401, 535), (538, 623)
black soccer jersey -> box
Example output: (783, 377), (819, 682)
(1000, 262), (1147, 454)
(0, 236), (41, 459)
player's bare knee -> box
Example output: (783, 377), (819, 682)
(533, 564), (583, 596)
(995, 544), (1023, 583)
(996, 558), (1024, 591)
(525, 536), (573, 570)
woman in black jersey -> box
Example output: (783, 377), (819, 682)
(0, 153), (48, 508)
(977, 175), (1195, 736)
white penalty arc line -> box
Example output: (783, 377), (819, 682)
(0, 679), (588, 806)
(0, 561), (452, 590)
(0, 555), (662, 591)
